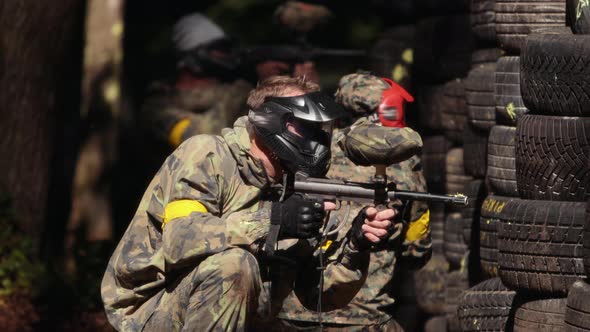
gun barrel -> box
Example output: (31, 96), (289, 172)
(393, 191), (469, 206)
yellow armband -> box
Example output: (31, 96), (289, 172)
(405, 209), (430, 242)
(162, 200), (208, 229)
(168, 118), (192, 148)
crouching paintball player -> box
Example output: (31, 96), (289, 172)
(271, 72), (432, 331)
(100, 76), (401, 331)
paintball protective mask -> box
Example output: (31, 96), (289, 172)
(248, 91), (345, 177)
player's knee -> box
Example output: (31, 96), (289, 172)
(211, 248), (260, 292)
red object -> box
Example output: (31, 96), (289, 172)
(378, 78), (414, 128)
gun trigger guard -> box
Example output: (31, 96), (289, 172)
(279, 173), (289, 202)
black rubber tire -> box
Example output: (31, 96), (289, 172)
(461, 179), (487, 245)
(463, 123), (489, 178)
(487, 125), (518, 197)
(494, 56), (529, 126)
(471, 48), (504, 66)
(445, 268), (470, 332)
(415, 15), (475, 83)
(515, 115), (590, 202)
(415, 253), (449, 315)
(480, 195), (515, 278)
(585, 200), (590, 278)
(442, 79), (469, 144)
(465, 63), (497, 130)
(424, 315), (448, 332)
(458, 277), (517, 332)
(471, 0), (496, 42)
(520, 32), (590, 116)
(566, 0), (590, 34)
(417, 84), (447, 132)
(423, 135), (453, 195)
(498, 198), (587, 295)
(495, 0), (567, 54)
(513, 297), (567, 331)
(445, 212), (469, 268)
(565, 280), (590, 331)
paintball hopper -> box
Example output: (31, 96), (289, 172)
(338, 124), (423, 166)
(273, 1), (332, 34)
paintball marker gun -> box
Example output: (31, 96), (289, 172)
(276, 124), (467, 211)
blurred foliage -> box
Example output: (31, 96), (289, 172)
(0, 191), (108, 323)
(0, 192), (45, 300)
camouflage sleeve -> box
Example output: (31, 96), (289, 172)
(155, 136), (268, 270)
(140, 88), (203, 149)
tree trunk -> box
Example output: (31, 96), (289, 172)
(0, 1), (85, 250)
(64, 0), (124, 277)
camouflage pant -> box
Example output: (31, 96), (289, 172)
(253, 280), (405, 332)
(279, 320), (405, 332)
(250, 318), (405, 332)
(143, 248), (261, 332)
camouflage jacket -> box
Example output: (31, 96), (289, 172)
(277, 117), (431, 325)
(140, 79), (252, 148)
(101, 117), (369, 331)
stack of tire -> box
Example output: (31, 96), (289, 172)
(408, 1), (481, 331)
(456, 0), (590, 331)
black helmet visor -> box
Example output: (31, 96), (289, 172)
(264, 91), (345, 122)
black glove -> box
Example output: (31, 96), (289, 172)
(271, 193), (325, 239)
(348, 207), (372, 251)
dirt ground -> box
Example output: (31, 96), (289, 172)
(0, 293), (114, 332)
